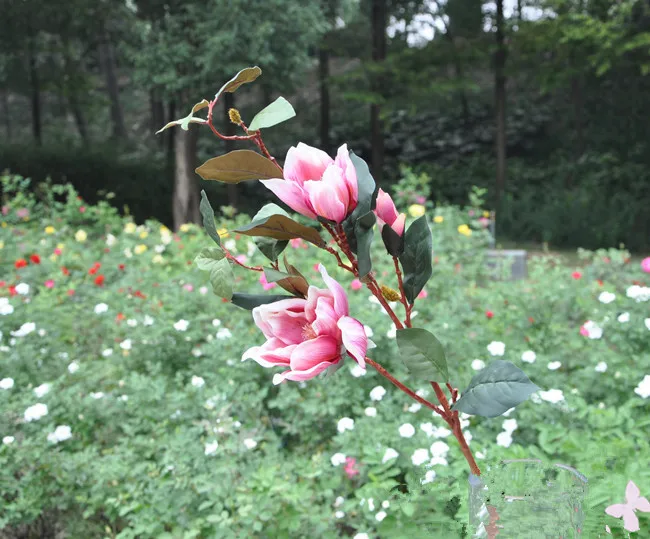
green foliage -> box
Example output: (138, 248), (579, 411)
(399, 216), (433, 303)
(247, 97), (296, 132)
(396, 328), (449, 382)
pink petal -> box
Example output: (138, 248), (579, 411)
(284, 143), (333, 185)
(634, 496), (650, 513)
(303, 179), (347, 223)
(334, 144), (358, 210)
(242, 339), (295, 368)
(272, 359), (338, 385)
(392, 213), (406, 236)
(266, 311), (309, 346)
(605, 503), (626, 518)
(622, 511), (640, 533)
(375, 188), (399, 224)
(311, 296), (339, 337)
(304, 285), (332, 323)
(626, 481), (641, 504)
(318, 264), (349, 317)
(260, 178), (316, 220)
(253, 298), (307, 339)
(290, 335), (340, 371)
(337, 316), (368, 368)
(605, 525), (611, 534)
(322, 164), (351, 210)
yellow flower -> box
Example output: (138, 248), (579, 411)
(160, 225), (171, 236)
(75, 229), (88, 242)
(457, 224), (472, 237)
(1, 222), (6, 228)
(124, 222), (137, 234)
(49, 254), (57, 262)
(57, 243), (65, 251)
(152, 254), (164, 264)
(408, 204), (426, 218)
(179, 223), (191, 233)
(434, 215), (444, 224)
(134, 244), (148, 255)
(139, 230), (149, 239)
(45, 226), (56, 234)
(0, 240), (4, 249)
(483, 211), (490, 218)
(217, 228), (229, 238)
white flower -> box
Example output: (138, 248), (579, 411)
(24, 403), (48, 422)
(37, 329), (46, 337)
(119, 339), (131, 350)
(411, 448), (429, 466)
(204, 441), (219, 456)
(94, 303), (109, 314)
(367, 498), (375, 511)
(243, 438), (257, 450)
(350, 364), (366, 377)
(127, 319), (138, 327)
(502, 418), (518, 433)
(399, 423), (415, 438)
(487, 341), (505, 356)
(337, 417), (355, 433)
(364, 406), (377, 417)
(595, 361), (608, 373)
(0, 298), (14, 316)
(471, 359), (486, 371)
(476, 451), (486, 459)
(496, 431), (513, 448)
(430, 441), (450, 457)
(15, 283), (30, 295)
(353, 534), (369, 539)
(429, 456), (448, 466)
(538, 389), (564, 403)
(212, 319), (222, 327)
(141, 315), (154, 326)
(645, 318), (650, 331)
(0, 377), (14, 390)
(370, 386), (386, 401)
(154, 244), (165, 253)
(431, 425), (452, 438)
(503, 407), (515, 416)
(335, 510), (345, 519)
(331, 452), (347, 466)
(199, 286), (208, 295)
(11, 322), (35, 337)
(463, 430), (473, 444)
(634, 375), (650, 399)
(617, 312), (630, 323)
(90, 392), (104, 399)
(174, 319), (189, 332)
(2, 436), (14, 445)
(375, 511), (387, 522)
(364, 325), (374, 337)
(120, 395), (128, 402)
(408, 403), (422, 413)
(47, 425), (72, 443)
(106, 233), (117, 246)
(582, 320), (603, 339)
(598, 291), (616, 304)
(224, 239), (237, 251)
(547, 361), (562, 371)
(191, 376), (205, 388)
(334, 496), (345, 507)
(421, 470), (436, 485)
(102, 348), (114, 357)
(521, 350), (536, 363)
(382, 448), (399, 463)
(386, 323), (397, 339)
(34, 383), (50, 398)
(626, 285), (650, 302)
(216, 328), (232, 340)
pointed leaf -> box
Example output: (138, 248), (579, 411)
(253, 203), (290, 261)
(235, 214), (325, 247)
(194, 247), (225, 271)
(263, 268), (309, 297)
(156, 100), (209, 133)
(355, 211), (376, 278)
(396, 328), (449, 382)
(209, 258), (234, 300)
(399, 216), (432, 304)
(381, 224), (404, 257)
(196, 150), (281, 183)
(230, 292), (295, 310)
(199, 191), (221, 246)
(452, 360), (540, 418)
(215, 67), (262, 100)
(248, 97), (296, 132)
(341, 151), (376, 253)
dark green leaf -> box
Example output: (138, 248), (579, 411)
(195, 150), (281, 183)
(341, 151), (376, 253)
(230, 293), (295, 310)
(354, 211), (375, 278)
(452, 360), (540, 418)
(248, 97), (296, 131)
(252, 204), (290, 261)
(396, 328), (449, 382)
(199, 190), (221, 246)
(236, 214), (325, 247)
(209, 258), (233, 300)
(194, 247), (225, 271)
(381, 224), (404, 257)
(399, 216), (432, 303)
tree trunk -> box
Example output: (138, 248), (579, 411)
(2, 91), (11, 141)
(166, 100), (176, 183)
(26, 22), (42, 145)
(318, 45), (331, 154)
(223, 92), (239, 208)
(98, 24), (127, 140)
(494, 0), (507, 221)
(370, 0), (387, 183)
(68, 95), (88, 143)
(150, 90), (165, 146)
(172, 123), (200, 230)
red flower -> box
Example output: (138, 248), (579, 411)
(89, 267), (98, 275)
(94, 275), (105, 286)
(29, 254), (41, 264)
(134, 290), (146, 299)
(67, 289), (75, 296)
(572, 271), (582, 280)
(528, 317), (535, 324)
(61, 266), (70, 276)
(485, 310), (494, 319)
(15, 259), (28, 269)
(597, 279), (604, 286)
(116, 312), (125, 322)
(118, 264), (125, 270)
(79, 206), (86, 213)
(0, 281), (5, 287)
(8, 285), (17, 296)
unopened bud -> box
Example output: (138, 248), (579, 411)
(381, 285), (401, 302)
(228, 108), (242, 124)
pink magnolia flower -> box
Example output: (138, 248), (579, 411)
(641, 257), (650, 274)
(44, 280), (55, 289)
(261, 143), (358, 223)
(350, 279), (363, 291)
(605, 480), (650, 532)
(243, 264), (368, 384)
(259, 273), (277, 291)
(374, 188), (406, 236)
(417, 289), (428, 299)
(344, 456), (360, 478)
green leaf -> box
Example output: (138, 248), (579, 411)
(215, 66), (262, 101)
(156, 100), (209, 134)
(452, 360), (540, 418)
(263, 268), (309, 297)
(354, 211), (375, 278)
(236, 214), (325, 247)
(252, 203), (290, 261)
(230, 293), (294, 310)
(342, 151), (376, 253)
(399, 216), (432, 303)
(381, 224), (404, 257)
(199, 190), (221, 246)
(194, 247), (225, 271)
(396, 328), (449, 382)
(209, 258), (233, 301)
(248, 97), (296, 132)
(195, 150), (281, 183)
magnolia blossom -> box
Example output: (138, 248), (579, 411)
(242, 265), (367, 385)
(47, 425), (72, 444)
(261, 143), (358, 223)
(374, 188), (406, 236)
(598, 291), (616, 304)
(399, 423), (415, 438)
(487, 341), (505, 356)
(337, 417), (355, 433)
(24, 403), (48, 422)
(521, 350), (536, 363)
(634, 375), (650, 399)
(382, 448), (399, 463)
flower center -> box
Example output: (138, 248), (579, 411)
(302, 324), (317, 341)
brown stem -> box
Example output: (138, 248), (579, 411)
(393, 256), (412, 327)
(223, 249), (263, 272)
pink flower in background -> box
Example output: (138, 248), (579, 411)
(16, 208), (30, 218)
(243, 264), (368, 384)
(605, 480), (650, 532)
(374, 188), (406, 236)
(183, 284), (194, 292)
(44, 280), (55, 289)
(579, 325), (589, 337)
(415, 195), (426, 204)
(468, 209), (475, 217)
(641, 257), (650, 274)
(1, 206), (8, 215)
(261, 143), (358, 223)
(350, 278), (363, 291)
(259, 273), (277, 291)
(235, 254), (248, 264)
(417, 289), (428, 299)
(54, 248), (62, 256)
(478, 217), (490, 228)
(290, 238), (307, 249)
(344, 457), (360, 478)
(79, 206), (86, 213)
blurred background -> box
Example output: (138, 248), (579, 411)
(0, 0), (649, 250)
